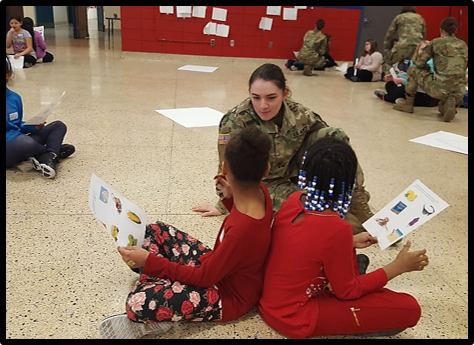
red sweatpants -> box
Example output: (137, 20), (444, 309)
(310, 288), (421, 337)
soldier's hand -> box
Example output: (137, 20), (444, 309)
(191, 204), (223, 217)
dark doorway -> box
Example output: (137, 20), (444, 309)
(355, 6), (402, 60)
(36, 6), (55, 28)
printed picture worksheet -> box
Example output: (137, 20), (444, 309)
(363, 179), (449, 250)
(89, 173), (147, 248)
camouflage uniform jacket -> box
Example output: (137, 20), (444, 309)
(214, 98), (329, 212)
(218, 97), (328, 179)
(297, 29), (327, 67)
(414, 35), (468, 83)
(383, 12), (426, 51)
(413, 35), (468, 98)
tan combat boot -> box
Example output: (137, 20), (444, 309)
(438, 100), (446, 115)
(303, 65), (313, 76)
(393, 94), (415, 113)
(443, 96), (457, 122)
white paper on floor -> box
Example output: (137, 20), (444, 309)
(410, 131), (468, 155)
(156, 107), (224, 128)
(335, 62), (348, 73)
(178, 65), (219, 73)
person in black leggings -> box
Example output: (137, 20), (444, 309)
(381, 80), (439, 107)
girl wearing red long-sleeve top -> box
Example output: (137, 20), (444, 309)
(258, 137), (429, 339)
(99, 126), (273, 339)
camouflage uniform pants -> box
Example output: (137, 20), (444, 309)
(298, 54), (326, 69)
(382, 43), (418, 74)
(267, 126), (365, 212)
(405, 67), (466, 105)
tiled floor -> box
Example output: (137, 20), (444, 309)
(6, 22), (468, 340)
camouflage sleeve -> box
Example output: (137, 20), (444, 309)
(317, 36), (327, 56)
(384, 17), (398, 51)
(421, 20), (427, 40)
(413, 41), (432, 69)
(306, 107), (329, 134)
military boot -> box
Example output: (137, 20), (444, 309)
(303, 65), (313, 76)
(349, 185), (374, 225)
(438, 100), (446, 115)
(443, 96), (457, 122)
(393, 94), (415, 113)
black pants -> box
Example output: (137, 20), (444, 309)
(384, 81), (439, 107)
(42, 51), (54, 63)
(344, 67), (373, 82)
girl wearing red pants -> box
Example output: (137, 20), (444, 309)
(258, 137), (429, 339)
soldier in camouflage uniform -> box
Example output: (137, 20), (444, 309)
(382, 6), (426, 75)
(393, 17), (468, 122)
(296, 19), (327, 76)
(193, 63), (373, 234)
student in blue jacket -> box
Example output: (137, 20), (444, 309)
(6, 53), (75, 178)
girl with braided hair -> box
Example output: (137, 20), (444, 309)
(258, 137), (429, 339)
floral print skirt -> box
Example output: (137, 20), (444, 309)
(125, 221), (223, 323)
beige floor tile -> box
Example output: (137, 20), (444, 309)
(6, 22), (468, 339)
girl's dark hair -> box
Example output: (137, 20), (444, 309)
(19, 17), (37, 53)
(249, 63), (288, 93)
(6, 51), (13, 83)
(440, 17), (458, 35)
(225, 126), (271, 183)
(363, 39), (379, 56)
(301, 137), (358, 209)
(22, 16), (35, 27)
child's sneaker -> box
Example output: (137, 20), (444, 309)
(395, 98), (406, 104)
(98, 314), (173, 339)
(59, 144), (76, 159)
(30, 152), (59, 179)
(374, 89), (387, 100)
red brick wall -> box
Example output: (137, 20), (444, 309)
(121, 6), (361, 61)
(120, 6), (468, 61)
(417, 6), (468, 45)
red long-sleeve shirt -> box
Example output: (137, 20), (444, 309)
(144, 182), (273, 322)
(258, 192), (387, 339)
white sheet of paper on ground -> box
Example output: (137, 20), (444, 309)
(335, 62), (348, 73)
(8, 55), (24, 69)
(24, 91), (66, 125)
(363, 179), (449, 250)
(89, 173), (147, 248)
(156, 107), (224, 128)
(410, 131), (468, 155)
(178, 65), (218, 73)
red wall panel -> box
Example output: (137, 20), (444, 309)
(120, 6), (360, 61)
(120, 6), (468, 61)
(417, 6), (468, 45)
